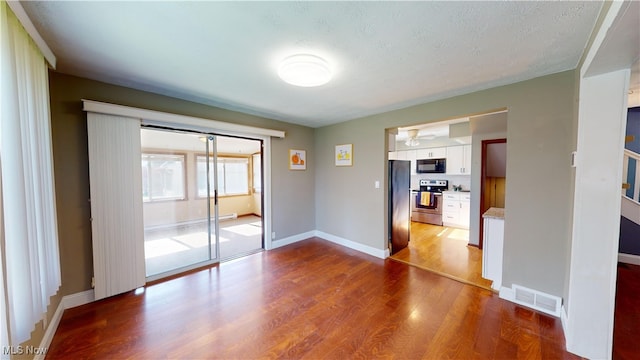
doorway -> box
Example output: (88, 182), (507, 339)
(141, 128), (263, 279)
(388, 117), (485, 289)
(479, 139), (507, 248)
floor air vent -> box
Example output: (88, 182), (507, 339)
(511, 285), (562, 317)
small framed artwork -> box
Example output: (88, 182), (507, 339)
(289, 149), (306, 170)
(335, 144), (353, 166)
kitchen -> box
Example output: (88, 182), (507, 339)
(388, 114), (507, 290)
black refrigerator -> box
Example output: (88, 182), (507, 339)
(389, 160), (411, 254)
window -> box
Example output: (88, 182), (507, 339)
(197, 156), (249, 196)
(252, 153), (262, 193)
(141, 153), (186, 201)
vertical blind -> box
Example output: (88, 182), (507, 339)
(87, 113), (145, 300)
(1, 0), (61, 345)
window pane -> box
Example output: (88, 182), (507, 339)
(141, 159), (150, 201)
(253, 153), (261, 193)
(217, 162), (225, 195)
(196, 156), (249, 197)
(196, 157), (209, 197)
(224, 161), (248, 195)
(142, 154), (185, 201)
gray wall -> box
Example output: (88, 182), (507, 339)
(315, 70), (576, 298)
(49, 72), (316, 295)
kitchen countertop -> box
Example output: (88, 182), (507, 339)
(483, 207), (505, 220)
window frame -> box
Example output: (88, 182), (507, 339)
(141, 151), (188, 203)
(195, 153), (251, 198)
(252, 152), (262, 194)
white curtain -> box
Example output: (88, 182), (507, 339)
(1, 0), (61, 346)
(87, 113), (145, 300)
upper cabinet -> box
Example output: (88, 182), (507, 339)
(390, 150), (417, 175)
(416, 147), (446, 159)
(446, 145), (472, 175)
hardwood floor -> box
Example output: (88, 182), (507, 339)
(46, 238), (576, 359)
(391, 222), (494, 291)
(613, 262), (640, 360)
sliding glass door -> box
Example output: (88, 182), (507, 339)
(141, 129), (219, 278)
(141, 128), (264, 279)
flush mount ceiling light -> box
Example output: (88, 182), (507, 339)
(278, 54), (332, 87)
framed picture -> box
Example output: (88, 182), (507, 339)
(289, 149), (306, 170)
(335, 144), (353, 166)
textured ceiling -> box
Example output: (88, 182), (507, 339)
(22, 1), (603, 128)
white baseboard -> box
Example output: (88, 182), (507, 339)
(35, 301), (65, 360)
(63, 289), (95, 308)
(498, 286), (515, 301)
(561, 305), (569, 343)
(618, 253), (640, 265)
(269, 230), (389, 260)
(36, 290), (95, 360)
(315, 231), (389, 259)
(271, 231), (315, 249)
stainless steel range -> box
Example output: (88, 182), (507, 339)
(411, 179), (448, 225)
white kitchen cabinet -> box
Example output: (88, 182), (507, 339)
(406, 150), (417, 175)
(393, 150), (416, 175)
(446, 145), (471, 175)
(442, 191), (470, 229)
(416, 147), (446, 159)
(482, 208), (505, 291)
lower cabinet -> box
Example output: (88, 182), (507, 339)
(482, 213), (504, 291)
(442, 191), (470, 229)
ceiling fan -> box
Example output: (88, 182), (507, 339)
(405, 129), (420, 146)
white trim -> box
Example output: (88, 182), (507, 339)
(62, 289), (95, 309)
(262, 139), (273, 251)
(271, 231), (315, 249)
(621, 196), (640, 225)
(6, 1), (56, 69)
(499, 286), (515, 302)
(35, 303), (63, 360)
(82, 100), (285, 138)
(580, 1), (626, 78)
(35, 290), (95, 360)
(561, 305), (569, 342)
(315, 231), (390, 259)
(619, 253), (640, 265)
(268, 230), (390, 259)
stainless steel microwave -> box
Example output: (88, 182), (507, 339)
(416, 158), (446, 173)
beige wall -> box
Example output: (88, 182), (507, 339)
(315, 70), (576, 298)
(48, 71), (316, 297)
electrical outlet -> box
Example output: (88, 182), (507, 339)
(271, 232), (276, 239)
(91, 276), (95, 288)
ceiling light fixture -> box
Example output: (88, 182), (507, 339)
(278, 54), (332, 87)
(405, 129), (420, 147)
